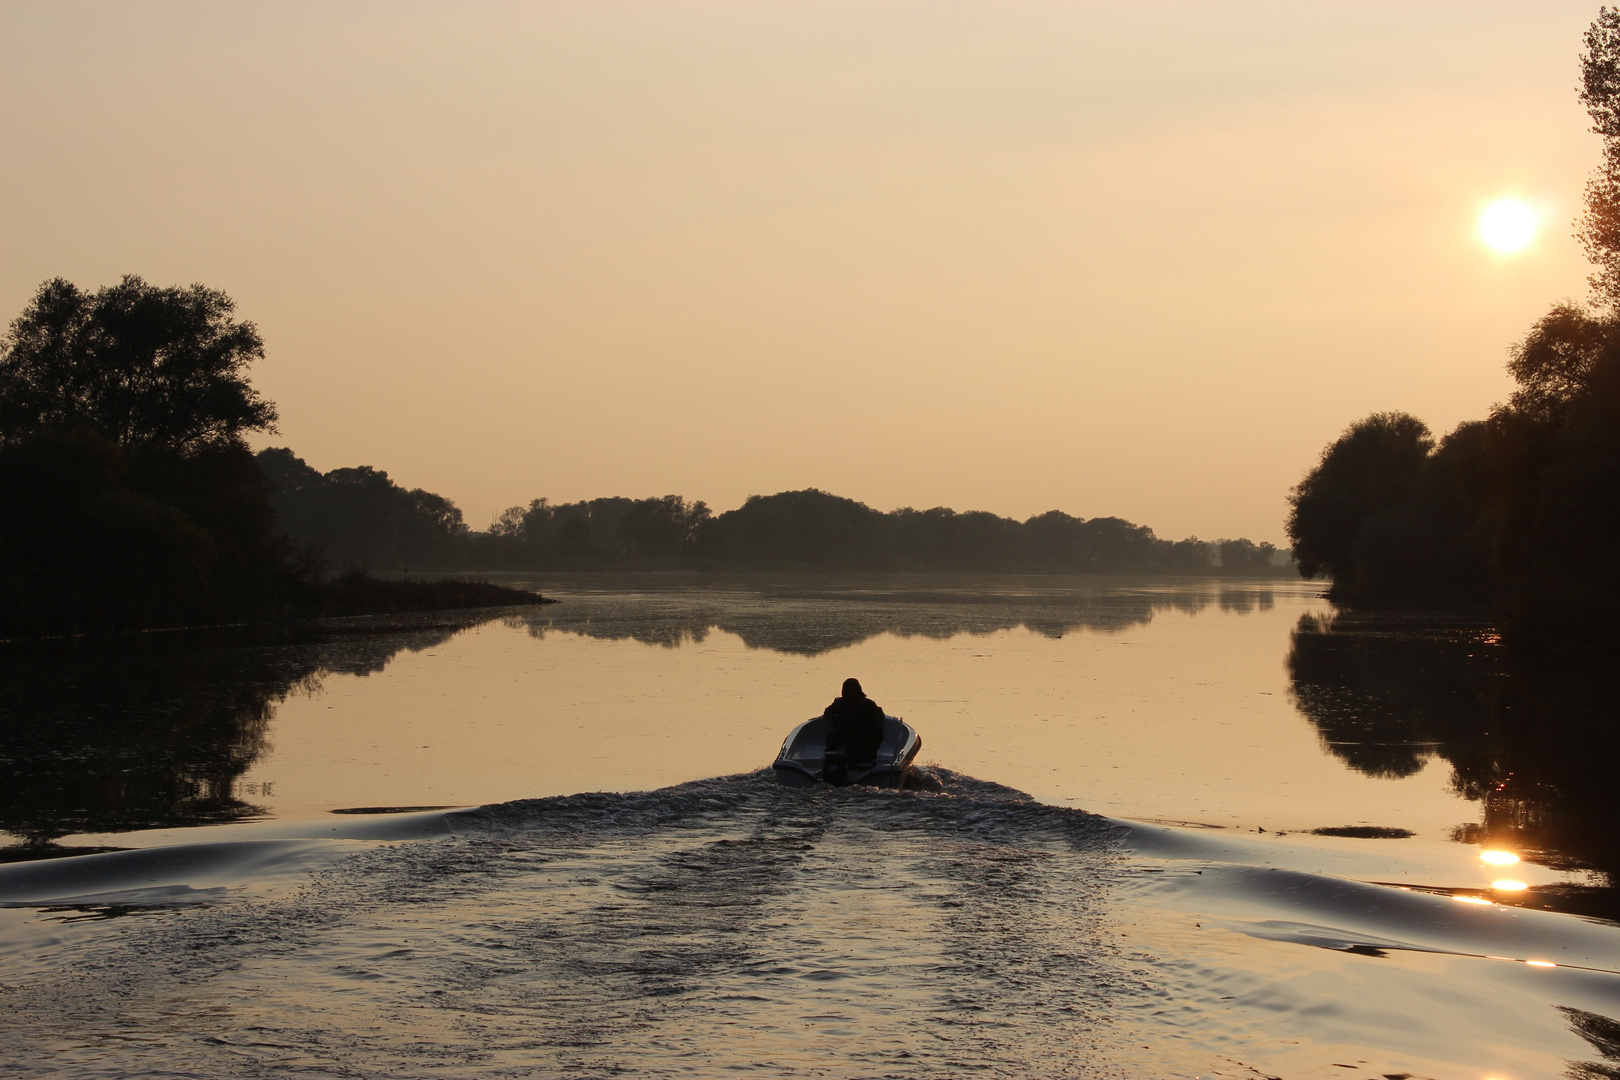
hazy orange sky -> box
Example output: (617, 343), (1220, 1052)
(0, 2), (1604, 543)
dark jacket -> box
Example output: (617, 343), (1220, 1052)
(823, 692), (885, 762)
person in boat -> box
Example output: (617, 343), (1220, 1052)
(822, 678), (885, 764)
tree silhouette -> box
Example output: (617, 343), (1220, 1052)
(1286, 412), (1433, 588)
(257, 448), (469, 573)
(1505, 302), (1609, 420)
(0, 275), (276, 451)
(618, 495), (711, 557)
(1580, 7), (1620, 313)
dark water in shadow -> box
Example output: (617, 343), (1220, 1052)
(1289, 610), (1620, 919)
(0, 612), (506, 853)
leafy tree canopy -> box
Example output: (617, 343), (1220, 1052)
(1580, 7), (1620, 311)
(1505, 301), (1610, 420)
(1286, 412), (1433, 583)
(0, 275), (277, 452)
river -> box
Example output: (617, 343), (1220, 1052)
(1, 575), (1614, 1078)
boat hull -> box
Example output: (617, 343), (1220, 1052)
(772, 714), (921, 788)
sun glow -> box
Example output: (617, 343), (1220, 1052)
(1479, 199), (1538, 252)
(1481, 850), (1520, 866)
(1491, 879), (1529, 892)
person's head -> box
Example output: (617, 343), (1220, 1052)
(841, 677), (864, 699)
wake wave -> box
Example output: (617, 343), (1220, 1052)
(0, 771), (1144, 1079)
(4, 771), (1620, 1078)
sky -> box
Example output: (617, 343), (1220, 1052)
(0, 1), (1605, 544)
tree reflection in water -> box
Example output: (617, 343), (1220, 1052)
(0, 613), (501, 856)
(0, 579), (1283, 855)
(508, 578), (1277, 656)
(1288, 611), (1620, 917)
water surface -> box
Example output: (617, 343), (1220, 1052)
(2, 574), (1616, 1077)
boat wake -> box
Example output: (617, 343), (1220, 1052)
(3, 770), (1620, 1078)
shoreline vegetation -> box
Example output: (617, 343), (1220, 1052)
(0, 576), (554, 646)
(258, 447), (1294, 580)
(294, 574), (555, 619)
(0, 278), (1290, 640)
(1286, 15), (1620, 644)
(0, 277), (547, 639)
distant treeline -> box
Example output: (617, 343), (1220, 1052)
(0, 271), (1289, 639)
(1286, 15), (1620, 635)
(258, 448), (1292, 576)
(258, 449), (469, 572)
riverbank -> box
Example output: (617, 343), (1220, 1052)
(297, 573), (555, 617)
(0, 574), (554, 644)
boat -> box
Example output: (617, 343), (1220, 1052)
(773, 714), (922, 788)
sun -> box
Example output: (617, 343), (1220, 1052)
(1479, 199), (1538, 253)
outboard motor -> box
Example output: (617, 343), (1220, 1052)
(823, 750), (849, 786)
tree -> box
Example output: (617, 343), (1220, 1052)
(1218, 538), (1280, 574)
(558, 517), (591, 555)
(618, 495), (711, 558)
(0, 277), (304, 634)
(709, 490), (892, 569)
(0, 429), (217, 633)
(0, 275), (276, 451)
(1278, 12), (1620, 626)
(256, 448), (470, 572)
(1505, 302), (1610, 420)
(1578, 8), (1620, 313)
(1286, 412), (1433, 587)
